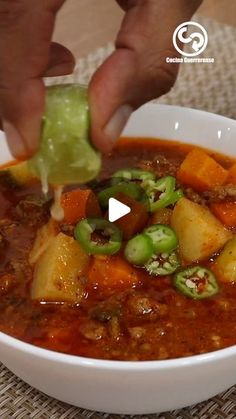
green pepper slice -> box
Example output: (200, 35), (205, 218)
(145, 251), (180, 276)
(98, 182), (144, 208)
(174, 266), (219, 299)
(143, 176), (183, 213)
(124, 233), (154, 266)
(74, 218), (122, 255)
(144, 224), (178, 253)
(112, 168), (155, 185)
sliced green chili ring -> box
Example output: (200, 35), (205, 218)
(74, 218), (122, 255)
(145, 251), (180, 276)
(174, 266), (219, 299)
(144, 224), (178, 253)
(144, 175), (175, 200)
(143, 176), (183, 213)
(124, 233), (154, 266)
(112, 168), (155, 185)
(98, 182), (145, 208)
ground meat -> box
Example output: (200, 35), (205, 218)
(0, 234), (6, 260)
(182, 184), (236, 205)
(79, 320), (107, 341)
(203, 184), (236, 203)
(125, 293), (168, 321)
(60, 224), (74, 237)
(137, 154), (179, 178)
(13, 195), (50, 225)
(184, 188), (206, 205)
(0, 171), (19, 190)
(128, 326), (146, 340)
(0, 274), (16, 296)
(89, 300), (122, 322)
(9, 260), (32, 283)
(108, 316), (121, 340)
(0, 219), (18, 232)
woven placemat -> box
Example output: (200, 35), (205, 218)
(1, 15), (236, 419)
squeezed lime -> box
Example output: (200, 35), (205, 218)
(29, 84), (101, 191)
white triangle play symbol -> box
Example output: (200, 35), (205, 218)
(108, 198), (131, 222)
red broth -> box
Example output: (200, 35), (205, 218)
(0, 138), (235, 361)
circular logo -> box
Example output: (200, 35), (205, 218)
(173, 21), (208, 57)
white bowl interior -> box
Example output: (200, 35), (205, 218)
(123, 104), (236, 156)
(1, 104), (236, 166)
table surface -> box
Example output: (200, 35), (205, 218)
(53, 0), (236, 59)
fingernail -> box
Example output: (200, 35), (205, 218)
(104, 105), (133, 143)
(45, 61), (75, 77)
(2, 120), (28, 159)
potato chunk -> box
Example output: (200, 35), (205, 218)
(214, 237), (236, 283)
(171, 198), (232, 262)
(0, 161), (37, 185)
(31, 233), (89, 303)
(29, 219), (59, 265)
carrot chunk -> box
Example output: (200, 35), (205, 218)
(210, 201), (236, 228)
(177, 148), (228, 192)
(228, 164), (236, 185)
(114, 193), (148, 240)
(61, 189), (101, 224)
(87, 255), (140, 293)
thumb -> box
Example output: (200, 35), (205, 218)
(89, 47), (174, 153)
(89, 0), (202, 153)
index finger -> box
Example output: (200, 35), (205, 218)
(0, 0), (66, 157)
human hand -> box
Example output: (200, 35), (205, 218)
(0, 0), (75, 158)
(0, 0), (202, 159)
(89, 0), (203, 153)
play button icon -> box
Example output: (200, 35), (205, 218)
(108, 198), (131, 222)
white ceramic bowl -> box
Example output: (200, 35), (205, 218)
(0, 104), (236, 414)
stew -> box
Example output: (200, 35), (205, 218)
(0, 138), (236, 361)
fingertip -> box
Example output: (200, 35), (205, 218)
(1, 79), (45, 158)
(90, 105), (133, 155)
(44, 61), (75, 77)
(88, 77), (111, 154)
(45, 42), (76, 77)
(2, 120), (29, 160)
(89, 49), (135, 153)
(104, 104), (132, 145)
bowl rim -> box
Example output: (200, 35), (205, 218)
(1, 330), (236, 370)
(124, 102), (236, 126)
(1, 103), (236, 371)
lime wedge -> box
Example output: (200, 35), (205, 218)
(29, 84), (101, 190)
